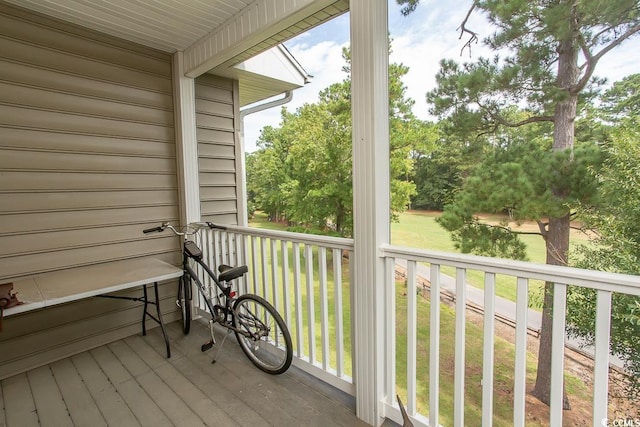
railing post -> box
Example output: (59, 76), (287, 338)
(350, 1), (389, 424)
(593, 290), (612, 426)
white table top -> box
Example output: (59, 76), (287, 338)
(3, 258), (183, 317)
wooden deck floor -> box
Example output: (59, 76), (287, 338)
(0, 321), (371, 427)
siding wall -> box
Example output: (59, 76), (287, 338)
(195, 75), (241, 224)
(0, 4), (181, 378)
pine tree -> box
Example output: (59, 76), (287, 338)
(398, 0), (640, 406)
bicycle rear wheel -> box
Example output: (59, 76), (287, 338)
(233, 294), (292, 375)
(177, 274), (191, 334)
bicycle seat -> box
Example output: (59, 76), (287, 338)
(218, 264), (232, 273)
(218, 265), (248, 282)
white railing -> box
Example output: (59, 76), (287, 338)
(381, 243), (640, 427)
(194, 225), (355, 395)
(193, 226), (640, 426)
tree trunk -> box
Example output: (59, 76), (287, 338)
(531, 215), (572, 409)
(531, 33), (578, 409)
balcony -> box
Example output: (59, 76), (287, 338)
(1, 1), (639, 426)
(193, 225), (640, 426)
(0, 321), (369, 427)
(2, 225), (637, 426)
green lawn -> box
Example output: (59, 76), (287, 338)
(391, 211), (592, 308)
(393, 281), (588, 427)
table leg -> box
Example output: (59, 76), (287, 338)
(97, 283), (171, 358)
(153, 281), (171, 358)
(142, 285), (148, 336)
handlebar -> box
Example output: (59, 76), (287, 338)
(142, 222), (227, 236)
(205, 222), (227, 231)
(142, 226), (165, 234)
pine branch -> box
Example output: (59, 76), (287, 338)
(492, 114), (555, 127)
(588, 4), (639, 47)
(457, 2), (479, 57)
(474, 96), (554, 129)
(481, 222), (544, 236)
(590, 24), (621, 47)
(573, 22), (640, 94)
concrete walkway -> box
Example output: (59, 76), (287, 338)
(395, 259), (625, 369)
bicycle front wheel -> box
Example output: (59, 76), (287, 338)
(233, 294), (293, 375)
(177, 274), (191, 334)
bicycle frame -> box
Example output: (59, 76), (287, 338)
(181, 241), (260, 338)
(184, 246), (226, 314)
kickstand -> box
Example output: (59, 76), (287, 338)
(211, 329), (232, 364)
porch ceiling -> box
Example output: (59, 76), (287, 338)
(5, 0), (348, 105)
(4, 0), (251, 53)
(4, 0), (348, 56)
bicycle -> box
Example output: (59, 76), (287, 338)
(143, 222), (293, 375)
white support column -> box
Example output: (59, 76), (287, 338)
(172, 51), (201, 225)
(350, 1), (389, 425)
(233, 80), (249, 226)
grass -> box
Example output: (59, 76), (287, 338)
(393, 282), (589, 427)
(391, 210), (592, 308)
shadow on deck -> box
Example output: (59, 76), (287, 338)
(0, 321), (371, 427)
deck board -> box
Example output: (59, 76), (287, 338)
(71, 352), (140, 426)
(125, 335), (238, 426)
(50, 358), (107, 427)
(164, 327), (302, 427)
(2, 373), (39, 427)
(26, 366), (73, 427)
(89, 346), (173, 427)
(0, 321), (369, 427)
(112, 340), (204, 427)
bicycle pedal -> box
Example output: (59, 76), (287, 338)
(201, 341), (214, 352)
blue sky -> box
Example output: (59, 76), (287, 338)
(242, 0), (640, 152)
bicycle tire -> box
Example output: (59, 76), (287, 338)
(233, 294), (293, 375)
(177, 274), (191, 334)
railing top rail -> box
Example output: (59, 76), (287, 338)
(210, 224), (355, 251)
(381, 243), (640, 295)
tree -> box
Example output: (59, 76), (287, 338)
(410, 122), (483, 211)
(398, 0), (640, 407)
(568, 111), (640, 398)
(248, 46), (428, 236)
(599, 73), (640, 123)
(284, 99), (353, 234)
(246, 121), (297, 223)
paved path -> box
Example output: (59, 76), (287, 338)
(395, 259), (625, 369)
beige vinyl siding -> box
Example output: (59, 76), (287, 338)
(0, 4), (180, 378)
(195, 74), (241, 224)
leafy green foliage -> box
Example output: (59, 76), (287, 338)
(433, 105), (601, 250)
(247, 46), (429, 236)
(600, 73), (640, 123)
(569, 117), (640, 398)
